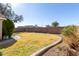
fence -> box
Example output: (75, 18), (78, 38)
(15, 26), (63, 34)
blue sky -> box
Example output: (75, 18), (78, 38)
(11, 3), (79, 27)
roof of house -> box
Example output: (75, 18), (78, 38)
(0, 14), (6, 20)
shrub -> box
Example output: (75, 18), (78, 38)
(62, 25), (77, 37)
(2, 19), (15, 39)
(62, 25), (79, 51)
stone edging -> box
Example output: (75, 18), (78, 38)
(31, 36), (63, 56)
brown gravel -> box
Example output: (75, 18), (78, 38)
(42, 42), (69, 56)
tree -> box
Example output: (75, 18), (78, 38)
(34, 24), (38, 28)
(3, 19), (15, 38)
(0, 3), (23, 23)
(51, 21), (59, 27)
(46, 25), (50, 27)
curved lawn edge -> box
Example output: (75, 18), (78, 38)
(31, 36), (63, 56)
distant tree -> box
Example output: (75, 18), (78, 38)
(46, 25), (50, 27)
(0, 3), (23, 23)
(51, 21), (59, 27)
(34, 24), (38, 27)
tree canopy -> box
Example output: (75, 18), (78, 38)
(0, 3), (23, 22)
(51, 21), (59, 27)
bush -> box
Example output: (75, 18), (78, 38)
(2, 19), (15, 39)
(62, 25), (79, 51)
(62, 25), (77, 37)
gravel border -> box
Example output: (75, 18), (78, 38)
(31, 36), (63, 56)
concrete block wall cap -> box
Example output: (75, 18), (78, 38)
(31, 36), (63, 56)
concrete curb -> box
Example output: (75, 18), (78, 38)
(31, 36), (63, 56)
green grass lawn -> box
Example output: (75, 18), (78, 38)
(0, 32), (59, 56)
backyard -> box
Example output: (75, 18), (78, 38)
(0, 32), (59, 56)
(1, 3), (79, 56)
